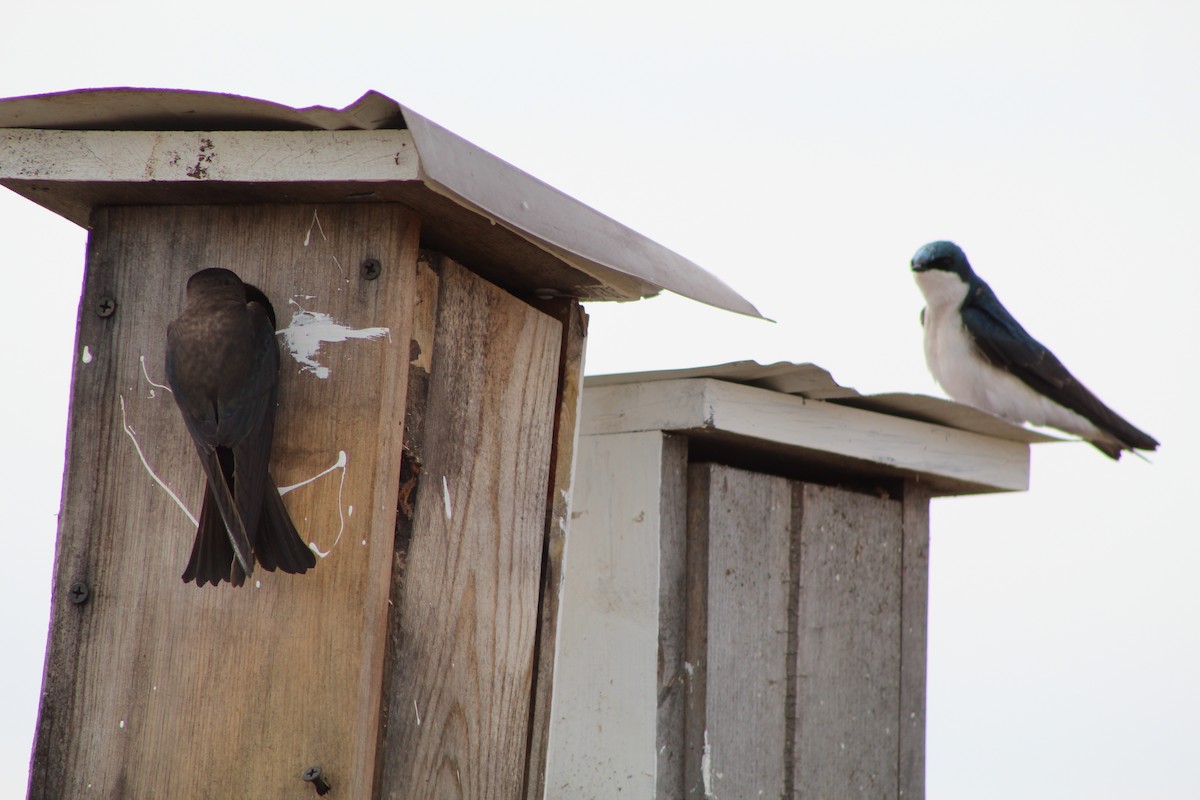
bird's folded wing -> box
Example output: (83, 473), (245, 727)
(962, 284), (1157, 450)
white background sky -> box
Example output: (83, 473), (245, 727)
(1, 2), (1197, 798)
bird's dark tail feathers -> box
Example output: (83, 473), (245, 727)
(1090, 433), (1159, 461)
(182, 477), (314, 586)
(1087, 408), (1159, 461)
(253, 474), (317, 575)
(182, 481), (245, 586)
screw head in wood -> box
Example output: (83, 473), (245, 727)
(361, 258), (381, 281)
(68, 581), (90, 605)
(96, 296), (117, 318)
(302, 765), (331, 795)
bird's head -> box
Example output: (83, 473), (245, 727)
(910, 240), (974, 279)
(910, 240), (978, 308)
(184, 268), (247, 304)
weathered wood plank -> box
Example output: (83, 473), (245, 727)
(524, 298), (588, 800)
(683, 462), (712, 800)
(899, 481), (931, 800)
(581, 379), (1031, 494)
(655, 434), (690, 799)
(29, 204), (419, 799)
(544, 431), (667, 797)
(375, 252), (443, 791)
(690, 463), (793, 799)
(0, 129), (420, 183)
(376, 254), (562, 798)
(792, 483), (904, 799)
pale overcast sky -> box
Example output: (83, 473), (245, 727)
(1, 2), (1197, 798)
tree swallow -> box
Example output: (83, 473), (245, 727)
(166, 268), (317, 586)
(910, 241), (1158, 459)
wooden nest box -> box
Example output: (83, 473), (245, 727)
(0, 87), (757, 800)
(545, 361), (1046, 798)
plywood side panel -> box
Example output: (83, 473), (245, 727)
(544, 431), (666, 797)
(29, 204), (419, 799)
(376, 254), (562, 798)
(792, 484), (904, 799)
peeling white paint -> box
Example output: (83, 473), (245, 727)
(442, 475), (453, 520)
(119, 394), (197, 526)
(280, 450), (348, 557)
(81, 345), (93, 364)
(414, 699), (422, 726)
(280, 299), (389, 379)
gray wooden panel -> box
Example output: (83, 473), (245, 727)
(656, 434), (690, 798)
(688, 463), (794, 799)
(29, 204), (419, 799)
(899, 481), (931, 800)
(683, 463), (712, 799)
(792, 483), (904, 799)
(376, 253), (562, 798)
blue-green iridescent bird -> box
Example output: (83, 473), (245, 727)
(911, 241), (1158, 459)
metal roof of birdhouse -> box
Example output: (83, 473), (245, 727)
(584, 360), (1058, 494)
(0, 87), (760, 316)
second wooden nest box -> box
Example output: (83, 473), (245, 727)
(546, 360), (1050, 798)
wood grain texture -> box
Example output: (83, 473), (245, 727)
(0, 129), (420, 183)
(655, 434), (690, 799)
(899, 481), (931, 800)
(524, 298), (588, 800)
(683, 463), (712, 800)
(29, 204), (419, 799)
(690, 463), (793, 799)
(376, 252), (443, 793)
(793, 483), (904, 799)
(376, 253), (562, 799)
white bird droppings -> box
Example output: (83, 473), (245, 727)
(280, 299), (389, 379)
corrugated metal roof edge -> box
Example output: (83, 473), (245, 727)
(0, 87), (762, 317)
